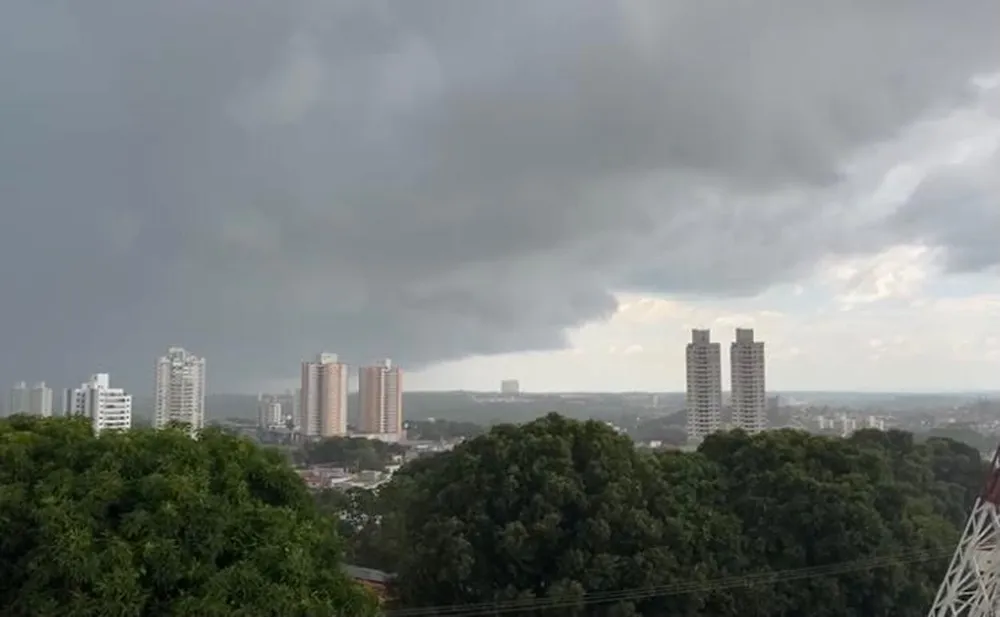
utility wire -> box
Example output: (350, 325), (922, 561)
(386, 547), (952, 617)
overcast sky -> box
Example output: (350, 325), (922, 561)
(1, 1), (998, 394)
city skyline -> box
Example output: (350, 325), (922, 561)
(6, 334), (1000, 398)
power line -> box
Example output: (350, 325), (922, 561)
(386, 548), (951, 617)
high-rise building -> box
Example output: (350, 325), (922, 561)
(8, 381), (53, 416)
(257, 393), (286, 429)
(686, 329), (722, 444)
(7, 381), (29, 415)
(154, 347), (206, 433)
(500, 379), (520, 396)
(731, 328), (766, 434)
(60, 388), (74, 416)
(71, 373), (132, 434)
(359, 359), (403, 435)
(29, 382), (52, 417)
(300, 353), (348, 438)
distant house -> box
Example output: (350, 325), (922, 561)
(343, 564), (393, 599)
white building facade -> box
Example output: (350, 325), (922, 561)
(686, 329), (722, 444)
(731, 328), (767, 434)
(7, 381), (52, 416)
(29, 382), (52, 417)
(154, 347), (206, 433)
(7, 381), (28, 415)
(257, 393), (287, 430)
(72, 373), (132, 434)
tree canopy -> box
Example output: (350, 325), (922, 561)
(0, 414), (379, 617)
(345, 414), (985, 617)
(404, 419), (484, 442)
(4, 411), (987, 617)
(301, 436), (404, 471)
(919, 424), (997, 455)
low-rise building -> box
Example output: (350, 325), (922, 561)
(343, 565), (393, 600)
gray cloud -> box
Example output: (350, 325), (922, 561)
(0, 0), (997, 391)
(888, 167), (1000, 274)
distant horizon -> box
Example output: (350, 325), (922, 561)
(186, 388), (1000, 397)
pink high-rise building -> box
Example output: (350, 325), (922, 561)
(300, 353), (348, 438)
(358, 359), (402, 436)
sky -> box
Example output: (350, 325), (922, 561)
(1, 1), (998, 394)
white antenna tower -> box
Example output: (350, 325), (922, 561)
(927, 446), (1000, 617)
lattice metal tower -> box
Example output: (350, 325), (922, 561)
(927, 446), (1000, 617)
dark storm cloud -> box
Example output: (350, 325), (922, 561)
(0, 0), (997, 391)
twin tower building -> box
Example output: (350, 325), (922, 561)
(685, 328), (766, 444)
(299, 353), (402, 439)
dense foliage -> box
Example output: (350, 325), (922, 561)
(302, 436), (404, 470)
(630, 414), (687, 444)
(0, 415), (378, 617)
(404, 419), (485, 442)
(3, 411), (985, 617)
(342, 414), (984, 617)
(919, 424), (996, 455)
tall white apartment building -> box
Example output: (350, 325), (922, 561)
(9, 381), (53, 416)
(71, 373), (132, 434)
(731, 328), (766, 434)
(358, 359), (403, 436)
(686, 329), (722, 444)
(154, 347), (206, 433)
(7, 381), (28, 415)
(300, 353), (348, 438)
(60, 388), (74, 416)
(257, 393), (287, 429)
(29, 382), (52, 417)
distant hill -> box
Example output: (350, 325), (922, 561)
(130, 391), (683, 426)
(125, 390), (998, 426)
(131, 394), (260, 425)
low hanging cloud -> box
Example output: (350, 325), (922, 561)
(0, 0), (997, 390)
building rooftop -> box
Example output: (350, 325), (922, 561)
(343, 565), (394, 584)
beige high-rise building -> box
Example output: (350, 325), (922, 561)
(358, 359), (403, 435)
(686, 329), (722, 444)
(731, 328), (766, 434)
(300, 353), (348, 438)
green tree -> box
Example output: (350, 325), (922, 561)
(317, 486), (405, 572)
(303, 436), (403, 471)
(387, 414), (740, 615)
(404, 419), (484, 442)
(0, 415), (379, 617)
(377, 415), (968, 617)
(921, 424), (996, 455)
(631, 416), (686, 445)
(700, 429), (955, 617)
